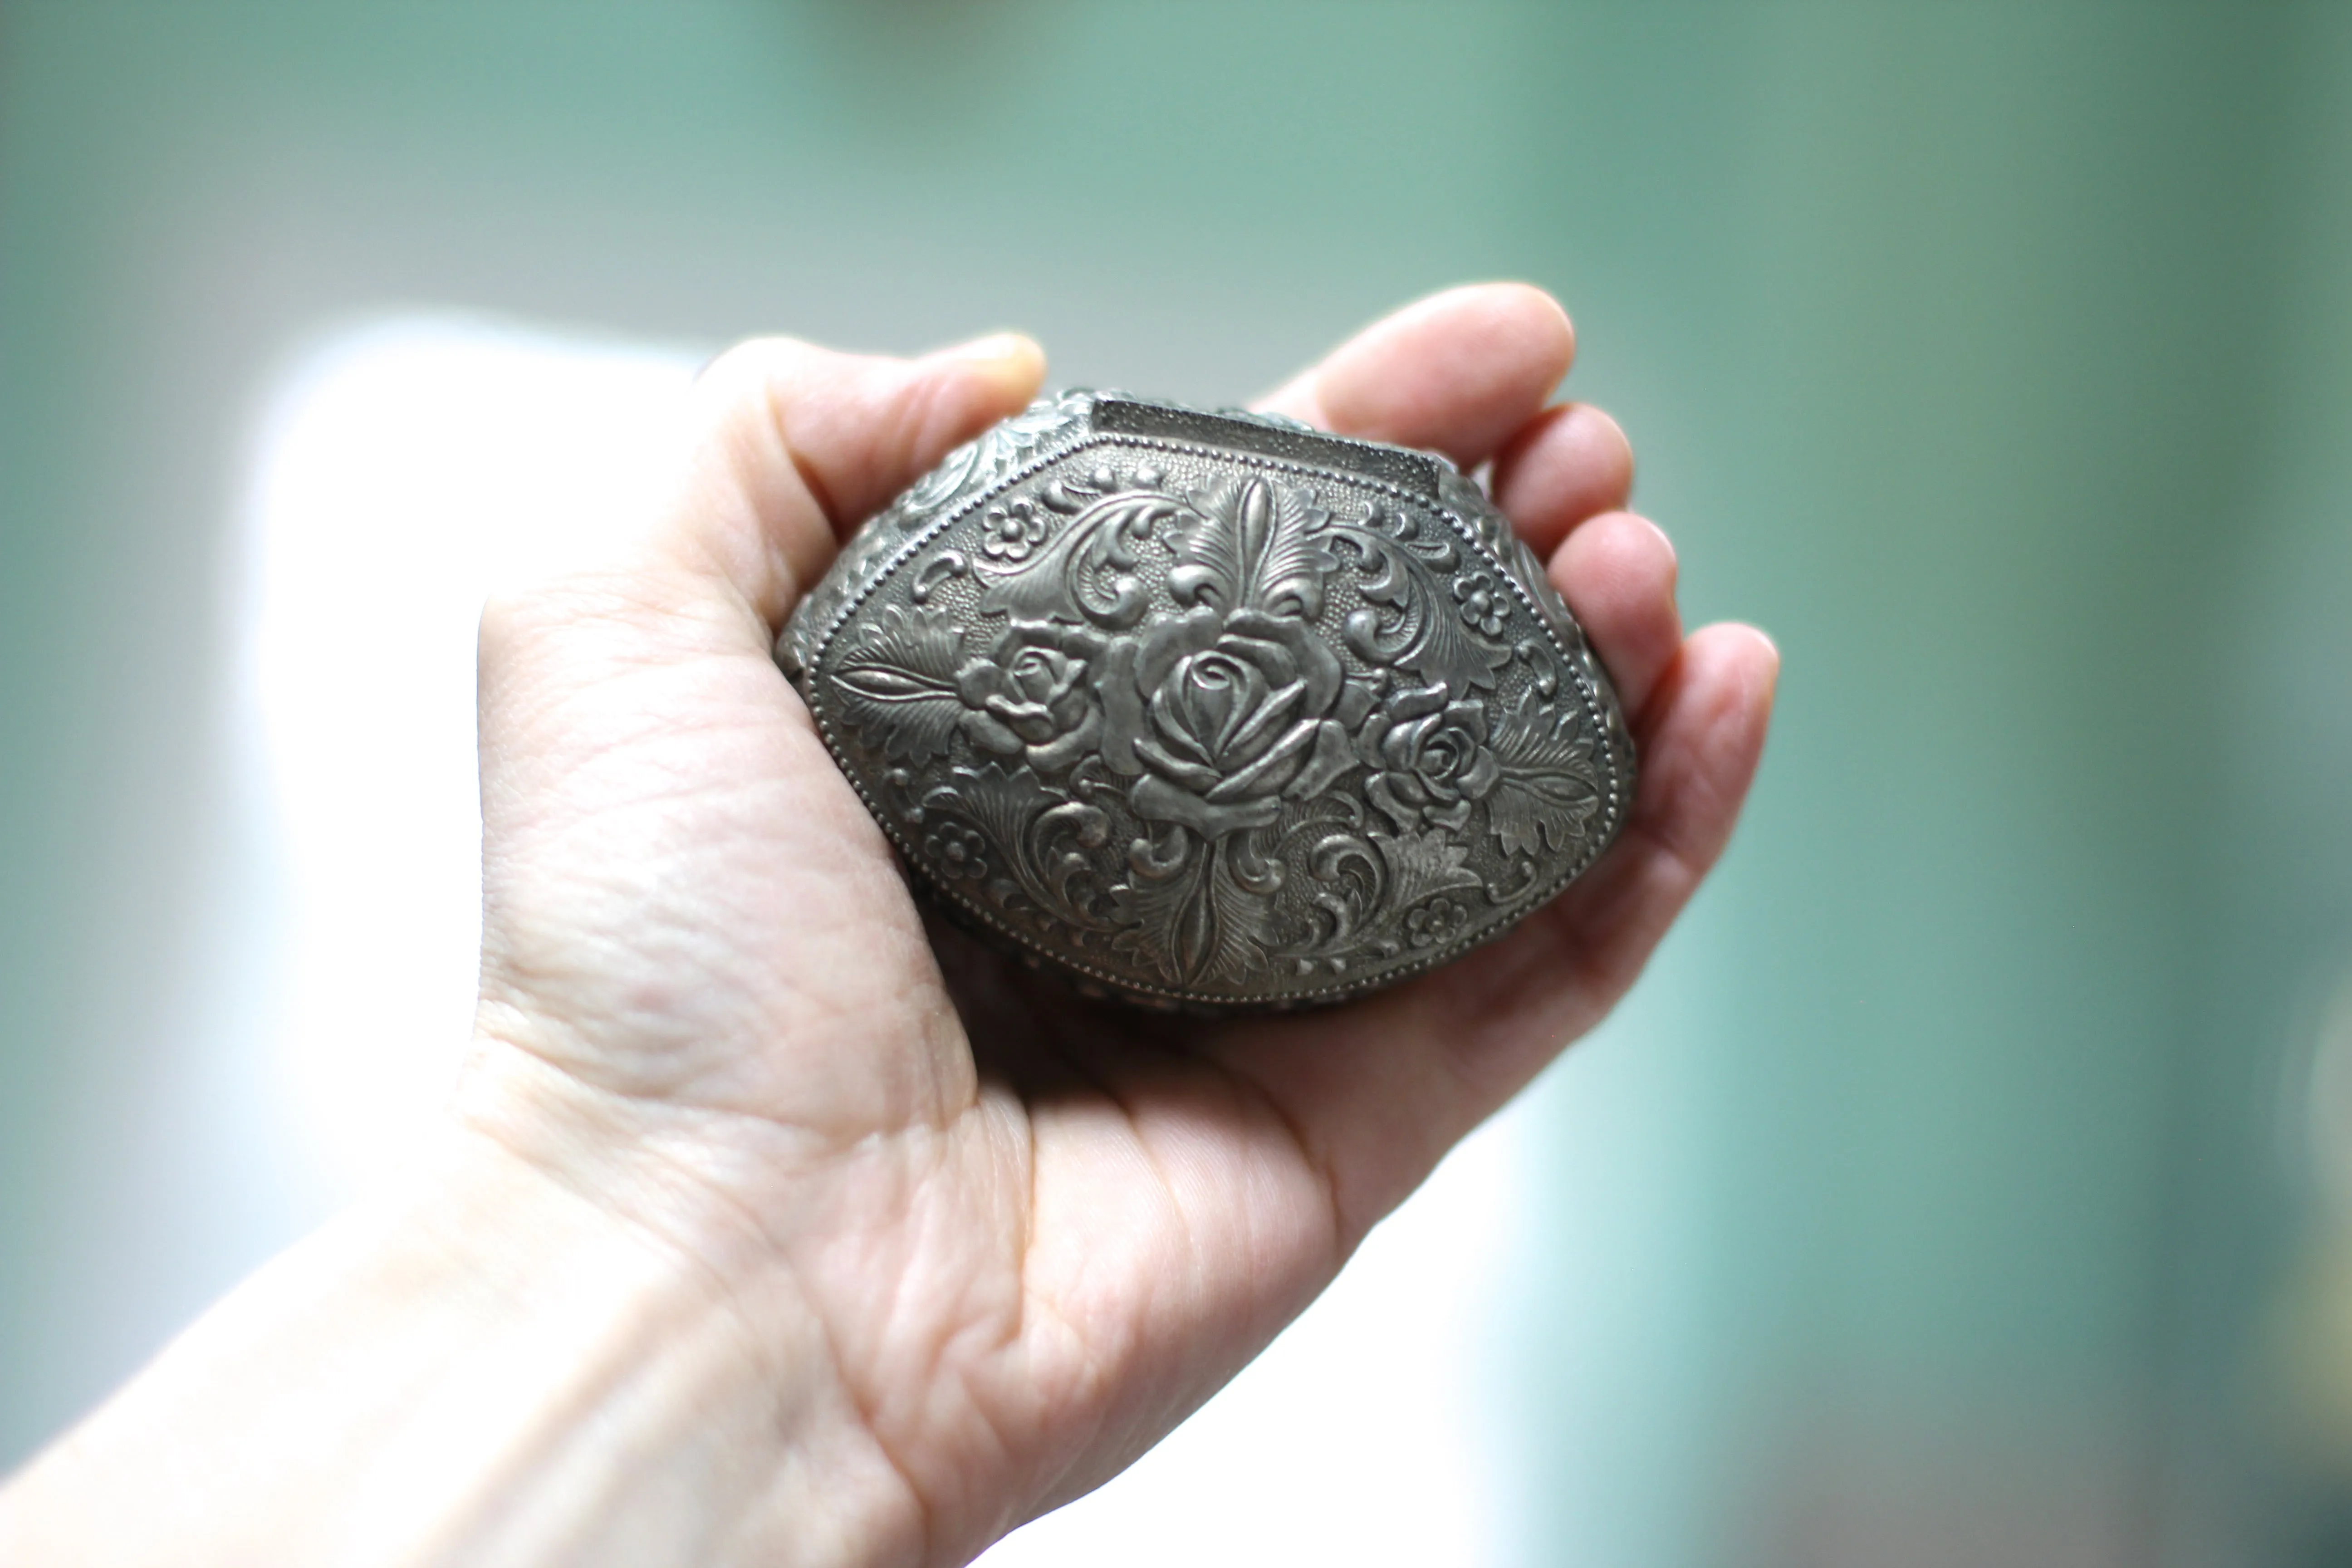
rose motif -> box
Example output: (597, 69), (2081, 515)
(923, 821), (989, 881)
(1452, 570), (1508, 637)
(979, 498), (1050, 562)
(1404, 897), (1470, 949)
(954, 622), (1104, 774)
(1098, 603), (1370, 840)
(1356, 684), (1501, 832)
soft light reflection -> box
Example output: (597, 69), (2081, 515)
(234, 315), (1531, 1563)
(234, 314), (698, 1196)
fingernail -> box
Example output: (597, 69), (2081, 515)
(930, 332), (1046, 403)
(1751, 627), (1783, 695)
(937, 331), (1042, 368)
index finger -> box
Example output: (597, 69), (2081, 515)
(1254, 282), (1575, 468)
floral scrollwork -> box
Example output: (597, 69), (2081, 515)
(805, 425), (1622, 1000)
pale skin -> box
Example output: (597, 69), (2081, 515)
(0, 284), (1776, 1567)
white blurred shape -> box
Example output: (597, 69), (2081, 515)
(232, 314), (697, 1201)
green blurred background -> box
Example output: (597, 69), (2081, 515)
(7, 3), (2352, 1564)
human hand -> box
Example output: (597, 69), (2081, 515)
(456, 282), (1776, 1565)
(0, 284), (1774, 1568)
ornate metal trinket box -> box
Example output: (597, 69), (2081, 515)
(778, 392), (1637, 1010)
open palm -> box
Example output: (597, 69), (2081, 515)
(461, 284), (1775, 1567)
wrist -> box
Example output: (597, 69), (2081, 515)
(352, 1117), (903, 1568)
(1, 1062), (914, 1568)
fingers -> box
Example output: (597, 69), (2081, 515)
(1481, 622), (1779, 1030)
(1257, 282), (1574, 467)
(1264, 283), (1667, 711)
(1550, 511), (1681, 717)
(1232, 283), (1764, 1244)
(655, 333), (1046, 633)
(1206, 622), (1779, 1245)
(1490, 402), (1635, 556)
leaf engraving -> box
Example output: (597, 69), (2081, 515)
(924, 761), (1110, 934)
(1110, 834), (1274, 986)
(1370, 827), (1487, 911)
(830, 603), (969, 764)
(1484, 686), (1603, 859)
(1333, 528), (1512, 691)
(975, 489), (1188, 629)
(1167, 477), (1337, 620)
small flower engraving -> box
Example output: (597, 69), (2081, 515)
(980, 499), (1049, 562)
(1451, 571), (1508, 637)
(1404, 897), (1470, 949)
(923, 822), (989, 881)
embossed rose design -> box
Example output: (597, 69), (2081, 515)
(802, 398), (1637, 1004)
(1356, 684), (1501, 832)
(979, 498), (1050, 562)
(1451, 570), (1508, 637)
(1098, 604), (1366, 840)
(953, 622), (1104, 774)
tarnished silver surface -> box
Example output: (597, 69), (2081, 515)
(778, 392), (1637, 1010)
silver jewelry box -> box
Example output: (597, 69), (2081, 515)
(778, 392), (1636, 1010)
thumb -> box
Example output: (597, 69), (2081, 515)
(466, 333), (1044, 1132)
(660, 333), (1049, 635)
(475, 331), (1047, 765)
